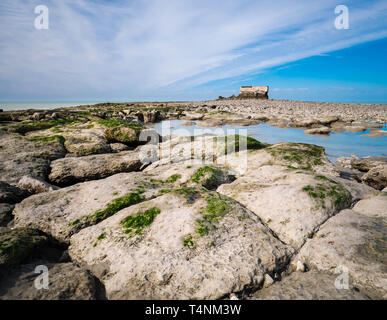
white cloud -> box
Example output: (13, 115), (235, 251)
(0, 0), (386, 100)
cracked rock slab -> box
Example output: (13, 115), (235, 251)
(249, 271), (369, 300)
(353, 193), (387, 218)
(0, 132), (65, 185)
(217, 142), (339, 177)
(63, 128), (111, 157)
(296, 209), (387, 299)
(14, 163), (232, 244)
(13, 172), (159, 244)
(69, 191), (293, 300)
(49, 150), (143, 186)
(217, 165), (352, 249)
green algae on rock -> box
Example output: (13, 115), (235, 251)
(196, 194), (232, 236)
(73, 188), (145, 226)
(191, 166), (226, 190)
(302, 175), (352, 210)
(266, 142), (324, 170)
(120, 207), (161, 237)
(100, 119), (145, 145)
(214, 134), (269, 154)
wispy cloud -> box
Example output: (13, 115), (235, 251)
(0, 0), (386, 100)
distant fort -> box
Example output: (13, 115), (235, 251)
(239, 86), (269, 99)
(218, 85), (269, 100)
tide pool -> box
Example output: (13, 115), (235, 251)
(149, 120), (387, 161)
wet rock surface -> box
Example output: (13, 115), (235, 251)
(304, 126), (331, 135)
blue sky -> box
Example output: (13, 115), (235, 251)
(0, 0), (386, 102)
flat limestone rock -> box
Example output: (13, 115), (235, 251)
(353, 193), (387, 218)
(317, 116), (340, 125)
(249, 271), (369, 300)
(69, 191), (293, 299)
(13, 172), (158, 244)
(217, 142), (339, 177)
(288, 119), (319, 128)
(344, 125), (367, 133)
(104, 126), (139, 145)
(221, 118), (261, 126)
(0, 132), (65, 185)
(153, 135), (222, 164)
(304, 126), (331, 135)
(296, 209), (387, 299)
(197, 120), (224, 127)
(149, 135), (268, 170)
(0, 261), (96, 300)
(49, 150), (143, 186)
(217, 165), (352, 249)
(14, 164), (232, 244)
(63, 128), (111, 156)
(267, 119), (288, 128)
(332, 175), (378, 201)
(181, 113), (204, 121)
(144, 161), (235, 190)
(181, 121), (196, 126)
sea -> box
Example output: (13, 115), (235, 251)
(0, 101), (104, 111)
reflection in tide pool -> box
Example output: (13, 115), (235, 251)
(149, 120), (387, 161)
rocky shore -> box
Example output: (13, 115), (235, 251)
(0, 99), (386, 300)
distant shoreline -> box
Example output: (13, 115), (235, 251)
(1, 99), (387, 112)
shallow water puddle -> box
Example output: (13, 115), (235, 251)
(149, 120), (387, 161)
